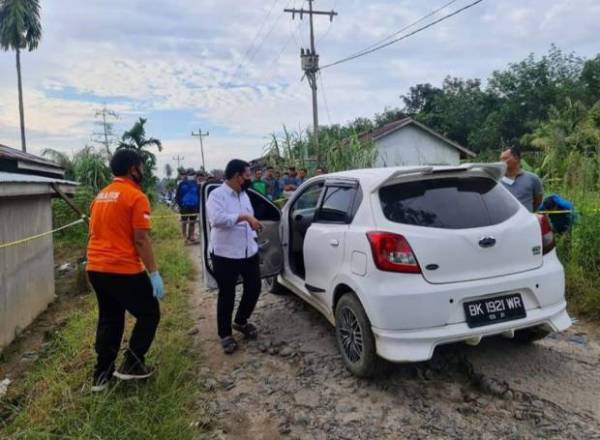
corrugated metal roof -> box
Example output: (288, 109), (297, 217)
(0, 171), (77, 185)
(0, 144), (63, 169)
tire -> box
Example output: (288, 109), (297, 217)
(513, 325), (551, 344)
(265, 276), (289, 295)
(335, 293), (383, 378)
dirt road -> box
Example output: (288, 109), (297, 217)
(189, 246), (600, 439)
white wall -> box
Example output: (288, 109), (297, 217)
(373, 125), (460, 167)
(0, 195), (55, 351)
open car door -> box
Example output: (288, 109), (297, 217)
(199, 182), (283, 290)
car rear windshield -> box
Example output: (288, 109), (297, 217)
(379, 176), (519, 229)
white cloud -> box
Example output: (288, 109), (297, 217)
(0, 0), (598, 170)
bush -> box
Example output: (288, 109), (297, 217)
(52, 186), (95, 250)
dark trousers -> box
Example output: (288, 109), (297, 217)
(88, 271), (160, 374)
(212, 253), (261, 338)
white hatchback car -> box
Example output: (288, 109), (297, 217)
(200, 163), (571, 377)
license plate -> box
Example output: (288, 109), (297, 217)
(463, 293), (526, 328)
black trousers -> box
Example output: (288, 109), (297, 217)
(212, 253), (261, 338)
(88, 271), (161, 374)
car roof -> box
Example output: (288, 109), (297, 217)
(320, 163), (506, 194)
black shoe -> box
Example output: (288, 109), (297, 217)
(92, 371), (113, 392)
(221, 336), (238, 355)
(232, 322), (258, 340)
(113, 358), (155, 381)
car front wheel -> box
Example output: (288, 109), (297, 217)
(335, 293), (382, 378)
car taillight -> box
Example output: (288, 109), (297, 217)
(366, 232), (421, 273)
(536, 214), (555, 255)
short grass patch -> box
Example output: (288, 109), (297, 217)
(1, 206), (206, 439)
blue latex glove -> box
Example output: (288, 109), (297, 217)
(149, 271), (165, 300)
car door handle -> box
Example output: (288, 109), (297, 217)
(329, 239), (339, 247)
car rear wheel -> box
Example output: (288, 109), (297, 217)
(335, 293), (383, 378)
(265, 276), (289, 295)
(513, 325), (551, 344)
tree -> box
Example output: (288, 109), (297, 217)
(401, 83), (443, 115)
(42, 146), (111, 192)
(581, 55), (600, 106)
(42, 148), (75, 180)
(0, 0), (42, 152)
(164, 163), (173, 179)
(118, 117), (163, 194)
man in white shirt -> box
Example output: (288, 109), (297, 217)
(206, 159), (263, 354)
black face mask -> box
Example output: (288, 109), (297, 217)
(241, 178), (252, 191)
(132, 167), (144, 184)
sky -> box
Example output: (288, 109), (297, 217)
(0, 0), (599, 176)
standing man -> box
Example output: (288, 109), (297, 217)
(176, 169), (200, 244)
(251, 168), (268, 196)
(298, 168), (308, 185)
(500, 147), (544, 212)
(206, 159), (263, 354)
(263, 166), (279, 200)
(86, 149), (164, 392)
(272, 169), (283, 199)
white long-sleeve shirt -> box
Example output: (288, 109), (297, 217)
(206, 182), (258, 259)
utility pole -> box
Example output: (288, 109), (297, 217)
(284, 0), (337, 166)
(173, 154), (185, 169)
(92, 104), (119, 156)
(191, 129), (209, 172)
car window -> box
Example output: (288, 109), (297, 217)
(247, 190), (280, 221)
(315, 186), (357, 224)
(291, 181), (324, 213)
(379, 176), (519, 229)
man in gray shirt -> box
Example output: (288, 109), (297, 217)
(500, 147), (544, 212)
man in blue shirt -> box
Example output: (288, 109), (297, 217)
(281, 166), (302, 191)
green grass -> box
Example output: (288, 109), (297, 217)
(554, 194), (600, 319)
(0, 206), (207, 439)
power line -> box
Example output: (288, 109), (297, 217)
(318, 71), (332, 126)
(316, 0), (339, 45)
(257, 19), (302, 85)
(354, 0), (460, 55)
(321, 0), (484, 70)
(224, 0), (284, 87)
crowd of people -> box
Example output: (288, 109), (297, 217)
(249, 165), (327, 200)
(170, 165), (327, 244)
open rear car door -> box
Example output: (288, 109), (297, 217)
(199, 183), (283, 289)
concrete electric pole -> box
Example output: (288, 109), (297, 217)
(284, 0), (337, 166)
(191, 129), (209, 172)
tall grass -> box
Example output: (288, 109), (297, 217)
(1, 206), (207, 439)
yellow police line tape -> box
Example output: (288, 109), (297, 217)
(0, 218), (86, 250)
(0, 209), (595, 250)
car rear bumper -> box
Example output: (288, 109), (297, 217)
(372, 300), (571, 362)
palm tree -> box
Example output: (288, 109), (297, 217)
(164, 163), (173, 179)
(0, 0), (42, 152)
(42, 148), (75, 180)
(118, 118), (162, 169)
(118, 118), (163, 194)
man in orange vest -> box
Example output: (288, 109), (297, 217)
(86, 149), (164, 392)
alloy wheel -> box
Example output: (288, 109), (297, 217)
(339, 306), (364, 363)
